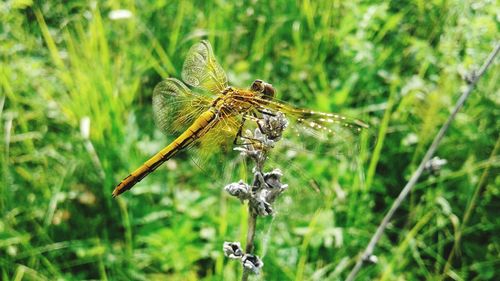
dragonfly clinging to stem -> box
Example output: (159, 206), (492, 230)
(113, 40), (368, 197)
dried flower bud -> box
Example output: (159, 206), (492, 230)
(364, 254), (378, 264)
(242, 254), (264, 275)
(463, 70), (477, 84)
(223, 242), (243, 259)
(263, 169), (283, 188)
(424, 156), (447, 174)
(235, 128), (275, 158)
(258, 112), (288, 141)
(250, 194), (273, 216)
(255, 169), (288, 203)
(224, 180), (251, 201)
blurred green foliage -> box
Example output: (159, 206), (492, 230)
(1, 0), (498, 280)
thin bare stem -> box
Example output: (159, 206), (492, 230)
(242, 175), (260, 281)
(346, 42), (499, 281)
(245, 209), (258, 254)
(242, 210), (257, 281)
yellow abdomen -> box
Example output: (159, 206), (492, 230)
(112, 109), (217, 197)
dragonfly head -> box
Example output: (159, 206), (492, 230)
(251, 79), (275, 100)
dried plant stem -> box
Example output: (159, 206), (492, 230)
(242, 172), (263, 281)
(225, 112), (288, 279)
(242, 209), (257, 281)
(346, 42), (499, 281)
(245, 174), (261, 253)
(245, 208), (258, 254)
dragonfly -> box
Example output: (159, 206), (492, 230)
(113, 40), (368, 197)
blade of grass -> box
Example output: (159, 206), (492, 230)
(365, 77), (399, 190)
(442, 136), (500, 277)
(295, 210), (321, 281)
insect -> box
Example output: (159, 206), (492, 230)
(113, 40), (367, 197)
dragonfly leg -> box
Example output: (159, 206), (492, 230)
(233, 115), (256, 145)
(257, 108), (277, 117)
(233, 114), (265, 146)
(252, 111), (266, 133)
(233, 118), (247, 145)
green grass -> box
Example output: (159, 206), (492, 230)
(1, 0), (499, 280)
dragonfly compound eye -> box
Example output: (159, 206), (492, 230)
(251, 79), (265, 92)
(263, 83), (275, 100)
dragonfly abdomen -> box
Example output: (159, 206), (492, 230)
(112, 109), (218, 197)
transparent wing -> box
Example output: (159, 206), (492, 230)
(191, 107), (243, 157)
(153, 78), (242, 166)
(230, 93), (369, 140)
(185, 108), (245, 180)
(181, 40), (228, 94)
(152, 78), (212, 135)
(263, 99), (368, 133)
(240, 95), (371, 207)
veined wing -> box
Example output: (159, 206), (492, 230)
(153, 78), (212, 135)
(153, 77), (244, 163)
(244, 94), (369, 138)
(181, 40), (228, 94)
(193, 111), (242, 160)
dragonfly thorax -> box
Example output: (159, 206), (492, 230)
(211, 87), (257, 117)
(221, 86), (234, 95)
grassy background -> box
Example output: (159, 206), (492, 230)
(1, 0), (499, 280)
